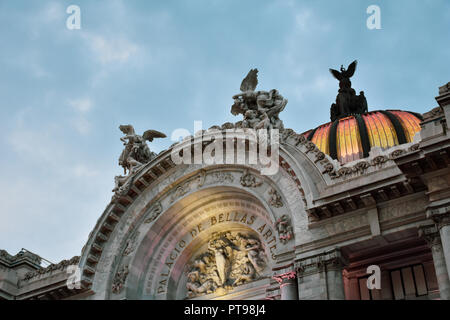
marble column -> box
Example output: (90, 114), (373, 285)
(273, 271), (298, 300)
(437, 214), (450, 279)
(324, 250), (346, 300)
(295, 248), (346, 300)
(419, 224), (450, 300)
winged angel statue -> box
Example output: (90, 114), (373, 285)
(231, 69), (287, 130)
(329, 60), (368, 121)
(113, 125), (166, 193)
(118, 125), (166, 174)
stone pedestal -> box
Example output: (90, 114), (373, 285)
(419, 224), (450, 299)
(273, 271), (298, 300)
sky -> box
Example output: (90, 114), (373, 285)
(0, 0), (449, 263)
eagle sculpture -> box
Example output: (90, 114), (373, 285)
(329, 60), (357, 81)
(240, 68), (258, 92)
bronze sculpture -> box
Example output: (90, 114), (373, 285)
(329, 60), (368, 121)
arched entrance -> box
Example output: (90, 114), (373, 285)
(128, 186), (279, 300)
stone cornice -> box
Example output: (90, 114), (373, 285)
(21, 256), (80, 282)
(436, 82), (450, 108)
(0, 249), (41, 268)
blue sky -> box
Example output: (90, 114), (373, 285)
(0, 0), (449, 262)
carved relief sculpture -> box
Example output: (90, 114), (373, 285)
(144, 201), (163, 224)
(268, 188), (283, 207)
(123, 231), (140, 256)
(111, 265), (129, 294)
(275, 215), (293, 244)
(240, 169), (263, 188)
(185, 232), (267, 298)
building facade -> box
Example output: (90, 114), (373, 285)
(1, 67), (450, 300)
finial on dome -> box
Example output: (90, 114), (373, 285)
(329, 60), (368, 121)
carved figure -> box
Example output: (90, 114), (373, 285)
(231, 69), (287, 130)
(208, 238), (232, 286)
(232, 258), (257, 286)
(111, 265), (129, 294)
(185, 232), (267, 298)
(275, 215), (293, 244)
(329, 60), (368, 121)
(268, 188), (283, 207)
(118, 125), (166, 175)
(186, 271), (216, 297)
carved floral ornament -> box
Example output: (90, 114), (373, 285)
(144, 201), (163, 224)
(112, 264), (129, 294)
(22, 256), (80, 281)
(168, 169), (236, 204)
(275, 215), (293, 244)
(418, 224), (442, 248)
(240, 169), (263, 188)
(272, 271), (297, 284)
(268, 188), (283, 208)
(123, 231), (140, 256)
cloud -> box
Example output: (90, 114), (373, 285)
(83, 33), (139, 65)
(295, 10), (312, 32)
(68, 98), (93, 135)
(42, 1), (64, 23)
(8, 127), (64, 168)
(73, 164), (99, 178)
(68, 98), (93, 113)
(72, 117), (91, 135)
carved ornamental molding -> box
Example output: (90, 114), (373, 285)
(111, 265), (129, 294)
(22, 256), (80, 282)
(275, 215), (293, 244)
(281, 128), (421, 181)
(240, 169), (263, 188)
(272, 271), (297, 285)
(426, 208), (450, 230)
(418, 224), (442, 248)
(268, 188), (283, 208)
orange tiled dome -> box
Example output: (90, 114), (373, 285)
(303, 110), (423, 164)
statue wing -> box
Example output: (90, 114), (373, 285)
(329, 68), (343, 81)
(119, 124), (135, 135)
(142, 129), (167, 142)
(240, 68), (258, 92)
(344, 60), (357, 78)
